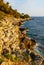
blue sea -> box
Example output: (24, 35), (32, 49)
(21, 17), (44, 57)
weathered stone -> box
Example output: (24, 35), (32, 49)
(23, 37), (36, 50)
(0, 16), (20, 55)
(0, 15), (43, 65)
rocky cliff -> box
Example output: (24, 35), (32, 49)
(0, 15), (44, 65)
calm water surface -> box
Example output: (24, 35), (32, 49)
(21, 17), (44, 56)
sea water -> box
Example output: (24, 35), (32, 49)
(21, 17), (44, 57)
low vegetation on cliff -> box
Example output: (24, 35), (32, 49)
(0, 0), (30, 19)
(0, 15), (44, 65)
(0, 0), (44, 65)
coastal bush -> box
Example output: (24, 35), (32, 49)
(24, 14), (30, 18)
(0, 58), (3, 64)
(4, 54), (19, 61)
(41, 64), (44, 65)
(31, 61), (36, 65)
(4, 54), (14, 61)
(0, 0), (30, 19)
(11, 50), (20, 57)
(22, 52), (29, 61)
(41, 60), (44, 65)
(20, 13), (30, 18)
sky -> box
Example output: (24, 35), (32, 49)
(4, 0), (44, 16)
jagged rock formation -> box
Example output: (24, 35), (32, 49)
(0, 15), (20, 54)
(0, 15), (44, 65)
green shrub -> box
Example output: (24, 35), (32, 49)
(31, 61), (36, 65)
(41, 63), (44, 65)
(4, 54), (19, 61)
(0, 58), (3, 64)
(0, 0), (30, 18)
(4, 54), (14, 61)
(24, 14), (30, 18)
(22, 52), (29, 61)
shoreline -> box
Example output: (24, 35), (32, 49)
(20, 18), (44, 57)
(20, 17), (44, 61)
(0, 15), (44, 65)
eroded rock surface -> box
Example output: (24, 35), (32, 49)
(0, 15), (43, 65)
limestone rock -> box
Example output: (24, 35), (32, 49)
(0, 16), (20, 55)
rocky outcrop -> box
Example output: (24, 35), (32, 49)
(0, 15), (20, 55)
(0, 15), (43, 65)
